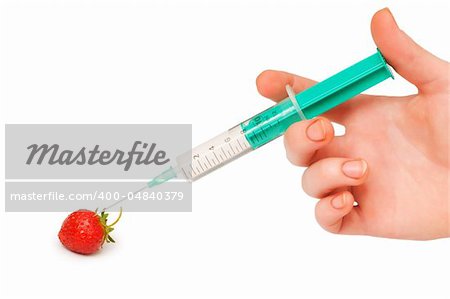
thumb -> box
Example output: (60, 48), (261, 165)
(371, 8), (446, 93)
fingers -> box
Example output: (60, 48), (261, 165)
(256, 70), (316, 101)
(315, 191), (364, 235)
(305, 158), (369, 235)
(371, 8), (447, 93)
(302, 158), (368, 198)
(283, 117), (335, 166)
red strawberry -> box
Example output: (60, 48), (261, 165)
(58, 208), (122, 255)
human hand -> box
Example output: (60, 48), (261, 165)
(256, 8), (449, 240)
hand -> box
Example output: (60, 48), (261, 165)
(256, 8), (449, 240)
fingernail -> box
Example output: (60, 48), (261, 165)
(306, 119), (326, 142)
(342, 160), (368, 179)
(331, 193), (347, 209)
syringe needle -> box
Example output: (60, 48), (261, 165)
(101, 167), (177, 212)
(101, 184), (148, 212)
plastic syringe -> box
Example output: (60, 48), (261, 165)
(148, 49), (393, 188)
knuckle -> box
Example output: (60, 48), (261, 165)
(314, 205), (340, 234)
(301, 171), (309, 192)
(285, 151), (299, 166)
(284, 124), (309, 150)
(301, 168), (317, 197)
(314, 159), (340, 180)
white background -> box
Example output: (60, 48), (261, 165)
(0, 0), (449, 298)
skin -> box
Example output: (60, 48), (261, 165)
(255, 8), (449, 240)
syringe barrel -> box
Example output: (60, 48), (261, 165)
(297, 49), (393, 119)
(241, 49), (393, 149)
(171, 50), (393, 182)
(240, 97), (302, 149)
(175, 125), (253, 181)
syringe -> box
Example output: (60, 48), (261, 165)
(149, 49), (394, 188)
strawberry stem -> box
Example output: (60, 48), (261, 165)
(108, 207), (122, 227)
(98, 207), (122, 245)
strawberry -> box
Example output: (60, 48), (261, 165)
(58, 208), (122, 255)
